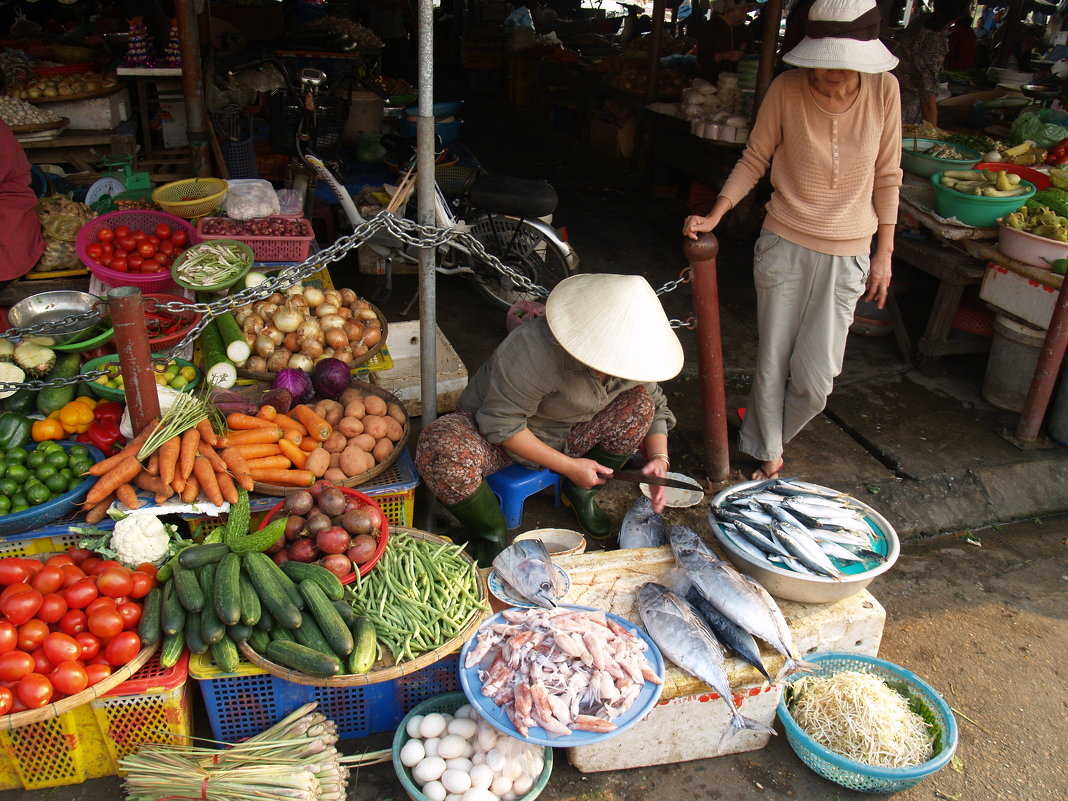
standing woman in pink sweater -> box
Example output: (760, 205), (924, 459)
(682, 0), (901, 481)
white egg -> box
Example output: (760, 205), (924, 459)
(484, 749), (506, 774)
(512, 774), (534, 796)
(502, 793), (517, 801)
(419, 713), (448, 739)
(507, 759), (524, 782)
(476, 725), (498, 752)
(445, 796), (464, 801)
(406, 715), (425, 739)
(469, 763), (494, 789)
(400, 739), (425, 768)
(437, 733), (467, 760)
(412, 756), (447, 785)
(471, 751), (486, 765)
(461, 789), (499, 801)
(530, 756), (543, 776)
(447, 717), (478, 739)
(446, 758), (473, 773)
(460, 740), (474, 759)
(424, 737), (441, 758)
(422, 780), (447, 801)
(440, 768), (472, 795)
(454, 703), (473, 719)
(490, 774), (513, 796)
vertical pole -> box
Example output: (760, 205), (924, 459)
(417, 0), (438, 425)
(175, 0), (210, 176)
(109, 287), (161, 433)
(1014, 279), (1068, 443)
(753, 0), (784, 115)
(684, 233), (730, 482)
(646, 0), (667, 105)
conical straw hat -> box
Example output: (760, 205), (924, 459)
(545, 273), (684, 383)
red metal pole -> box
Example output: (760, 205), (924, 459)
(108, 287), (161, 433)
(685, 233), (731, 482)
(1014, 278), (1068, 443)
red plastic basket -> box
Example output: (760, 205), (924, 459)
(196, 217), (315, 262)
(257, 486), (389, 583)
(77, 210), (197, 292)
(975, 162), (1051, 191)
(144, 294), (202, 350)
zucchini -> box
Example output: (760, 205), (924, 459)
(211, 635), (241, 674)
(281, 561), (344, 601)
(227, 623), (253, 644)
(172, 563), (205, 613)
(269, 627), (296, 643)
(238, 574), (261, 627)
(265, 640), (341, 679)
(36, 352), (81, 416)
(198, 563), (226, 645)
(179, 543), (230, 570)
(241, 552), (302, 630)
(348, 617), (377, 675)
(299, 580), (353, 657)
(185, 611), (209, 655)
(331, 599), (356, 628)
(201, 319), (237, 389)
(248, 629), (271, 654)
(161, 577), (185, 637)
(255, 606), (275, 632)
(160, 629), (186, 669)
(216, 311), (251, 366)
(137, 586), (162, 647)
(214, 553), (242, 626)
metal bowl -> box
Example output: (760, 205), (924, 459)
(708, 480), (900, 604)
(7, 291), (106, 346)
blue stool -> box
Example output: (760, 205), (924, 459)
(486, 465), (562, 529)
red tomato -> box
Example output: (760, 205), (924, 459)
(17, 620), (48, 652)
(20, 560), (42, 577)
(147, 235), (161, 247)
(1, 589), (42, 625)
(86, 243), (104, 262)
(74, 631), (100, 660)
(44, 554), (74, 568)
(170, 229), (188, 247)
(87, 607), (123, 639)
(104, 631), (140, 666)
(85, 596), (116, 615)
(117, 601), (142, 630)
(154, 223), (172, 240)
(31, 649), (53, 675)
(87, 560), (123, 577)
(67, 548), (92, 565)
(97, 228), (115, 243)
(7, 696), (26, 714)
(37, 593), (67, 624)
(115, 224), (132, 238)
(0, 583), (31, 603)
(138, 242), (157, 258)
(86, 652), (110, 667)
(131, 230), (147, 242)
(128, 571), (154, 599)
(108, 257), (128, 272)
(154, 252), (171, 269)
(50, 661), (88, 697)
(0, 559), (30, 586)
(60, 565), (86, 588)
(85, 663), (111, 686)
(117, 235), (137, 253)
(0, 686), (12, 716)
(134, 563), (158, 578)
(58, 609), (87, 637)
(30, 566), (64, 595)
(63, 579), (98, 610)
(158, 239), (175, 256)
(141, 259), (163, 273)
(0, 651), (34, 682)
(79, 558), (101, 575)
(0, 622), (15, 655)
(100, 241), (113, 258)
(127, 254), (144, 271)
(42, 633), (81, 666)
(16, 673), (52, 708)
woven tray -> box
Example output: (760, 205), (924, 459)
(27, 80), (125, 104)
(237, 528), (489, 686)
(10, 116), (68, 134)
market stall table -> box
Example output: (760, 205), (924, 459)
(19, 127), (136, 173)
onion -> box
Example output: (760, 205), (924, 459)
(336, 306), (352, 319)
(268, 292), (286, 305)
(340, 288), (357, 306)
(343, 320), (364, 341)
(332, 346), (355, 365)
(285, 284), (304, 297)
(301, 338), (324, 358)
(234, 307), (252, 326)
(246, 355), (268, 372)
(273, 305), (303, 333)
(324, 327), (349, 350)
(288, 353), (314, 371)
(324, 289), (343, 308)
(315, 302), (339, 318)
(288, 294), (308, 312)
(362, 326), (382, 347)
(254, 334), (277, 358)
(283, 332), (301, 352)
(351, 341), (369, 357)
(320, 314), (344, 332)
(297, 318), (321, 340)
(303, 286), (325, 307)
(263, 325), (285, 346)
(354, 299), (371, 310)
(357, 307), (378, 320)
(242, 312), (266, 334)
(266, 349), (290, 373)
(254, 301), (278, 319)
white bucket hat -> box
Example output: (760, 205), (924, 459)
(545, 273), (684, 383)
(783, 0), (899, 73)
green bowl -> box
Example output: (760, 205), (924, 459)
(901, 138), (982, 178)
(170, 239), (254, 292)
(81, 353), (202, 402)
(52, 324), (115, 353)
(930, 171), (1036, 228)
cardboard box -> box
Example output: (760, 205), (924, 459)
(370, 320), (468, 417)
(980, 261), (1058, 330)
(159, 100), (187, 148)
(46, 87), (130, 130)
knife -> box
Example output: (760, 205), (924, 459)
(607, 470), (708, 493)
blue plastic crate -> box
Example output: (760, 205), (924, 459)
(0, 513), (115, 558)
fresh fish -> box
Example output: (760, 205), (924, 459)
(818, 539), (886, 564)
(772, 522), (843, 578)
(618, 496), (667, 550)
(772, 478), (855, 499)
(685, 587), (773, 683)
(492, 539), (559, 608)
(669, 526), (814, 681)
(722, 524), (780, 568)
(638, 582), (775, 746)
(768, 554), (820, 575)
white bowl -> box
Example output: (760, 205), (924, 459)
(513, 528), (586, 557)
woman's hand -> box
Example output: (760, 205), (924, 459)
(564, 457), (615, 490)
(864, 250), (892, 309)
(641, 456), (669, 513)
(683, 214), (718, 240)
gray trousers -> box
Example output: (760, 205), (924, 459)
(738, 231), (870, 463)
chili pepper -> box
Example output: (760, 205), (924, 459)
(79, 418), (125, 455)
(92, 401), (124, 425)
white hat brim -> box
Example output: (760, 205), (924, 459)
(782, 36), (899, 73)
(545, 274), (684, 383)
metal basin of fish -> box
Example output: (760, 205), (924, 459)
(708, 480), (900, 604)
(7, 291), (106, 346)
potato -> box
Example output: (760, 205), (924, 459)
(337, 416), (364, 438)
(351, 432), (376, 452)
(362, 414), (387, 440)
(387, 402), (407, 425)
(319, 399), (344, 426)
(323, 467), (348, 483)
(329, 451), (341, 469)
(323, 430), (348, 453)
(363, 394), (387, 417)
(305, 447), (331, 478)
(384, 416), (404, 442)
(313, 400), (330, 419)
(340, 445), (372, 477)
(344, 398), (365, 419)
(339, 388), (363, 405)
(372, 437), (394, 463)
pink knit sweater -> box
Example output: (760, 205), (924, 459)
(719, 69), (902, 256)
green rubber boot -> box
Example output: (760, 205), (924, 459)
(443, 481), (508, 567)
(562, 446), (631, 540)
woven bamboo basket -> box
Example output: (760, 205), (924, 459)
(237, 528), (489, 687)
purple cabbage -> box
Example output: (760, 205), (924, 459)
(271, 368), (314, 405)
(310, 358), (351, 400)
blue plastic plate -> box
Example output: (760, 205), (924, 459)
(0, 441), (105, 537)
(459, 605), (665, 747)
(487, 564), (571, 609)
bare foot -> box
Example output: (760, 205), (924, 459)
(751, 457), (784, 481)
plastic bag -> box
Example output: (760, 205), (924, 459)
(41, 214), (83, 242)
(225, 179), (280, 220)
(276, 188), (302, 216)
(35, 240), (79, 272)
(1011, 110), (1068, 148)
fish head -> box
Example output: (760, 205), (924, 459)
(493, 540), (559, 608)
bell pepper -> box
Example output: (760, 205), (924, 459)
(58, 400), (95, 434)
(31, 418), (65, 443)
(0, 412), (31, 451)
(92, 401), (123, 425)
(78, 418), (125, 455)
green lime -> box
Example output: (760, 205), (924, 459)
(0, 463), (7, 481)
(11, 505), (27, 514)
(6, 465), (28, 484)
(10, 491), (27, 508)
(46, 451), (69, 469)
(58, 467), (72, 480)
(25, 484), (49, 506)
(169, 375), (190, 391)
(34, 464), (57, 482)
(0, 479), (15, 498)
(69, 460), (92, 478)
(26, 451), (44, 470)
(37, 440), (61, 453)
(66, 476), (82, 493)
(6, 448), (27, 465)
(68, 444), (89, 460)
(44, 474), (68, 494)
(0, 497), (8, 514)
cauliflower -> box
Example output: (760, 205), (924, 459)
(111, 515), (172, 566)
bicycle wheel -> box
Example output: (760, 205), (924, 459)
(465, 214), (579, 310)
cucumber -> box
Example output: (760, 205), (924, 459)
(216, 311), (251, 366)
(241, 552), (302, 629)
(293, 613), (336, 657)
(331, 599), (356, 627)
(255, 606), (275, 632)
(299, 580), (353, 657)
(269, 627), (296, 643)
(348, 617), (377, 675)
(227, 623), (253, 644)
(160, 629), (185, 668)
(201, 319), (237, 389)
(185, 611), (209, 655)
(281, 561), (344, 601)
(179, 543), (230, 570)
(137, 586), (162, 647)
(260, 553), (305, 610)
(161, 578), (185, 637)
(238, 574), (261, 627)
(198, 563), (225, 645)
(36, 353), (81, 416)
(265, 640), (341, 678)
(214, 553), (242, 626)
(211, 635), (241, 674)
(248, 629), (271, 654)
(172, 563), (205, 613)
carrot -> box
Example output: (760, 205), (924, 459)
(134, 471), (173, 497)
(274, 414), (306, 434)
(197, 418), (219, 448)
(281, 428), (303, 445)
(193, 455), (224, 506)
(257, 405), (277, 421)
(179, 428), (201, 481)
(220, 447), (255, 492)
(225, 427), (282, 446)
(197, 440), (228, 472)
(116, 484), (140, 510)
(292, 405), (332, 441)
(181, 475), (200, 503)
(146, 452), (159, 476)
(249, 468), (315, 487)
(278, 438), (308, 468)
(87, 418), (159, 476)
(215, 470), (240, 504)
(214, 432), (229, 449)
(226, 412), (278, 431)
(86, 457), (143, 506)
(155, 491), (173, 505)
(84, 493), (116, 524)
(159, 435), (180, 487)
(243, 455), (292, 471)
(171, 472), (185, 496)
(299, 437), (318, 453)
(231, 443), (282, 461)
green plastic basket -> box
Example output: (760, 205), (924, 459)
(392, 692), (553, 801)
(170, 239), (254, 292)
(52, 324), (115, 353)
(81, 354), (202, 402)
(930, 171), (1036, 228)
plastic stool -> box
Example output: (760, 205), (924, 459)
(486, 465), (562, 529)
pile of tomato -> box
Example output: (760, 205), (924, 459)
(84, 222), (188, 274)
(1045, 137), (1068, 166)
(0, 549), (153, 714)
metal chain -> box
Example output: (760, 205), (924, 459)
(656, 267), (693, 296)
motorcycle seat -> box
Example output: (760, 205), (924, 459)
(467, 174), (558, 219)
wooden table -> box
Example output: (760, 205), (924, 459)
(20, 129), (136, 173)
